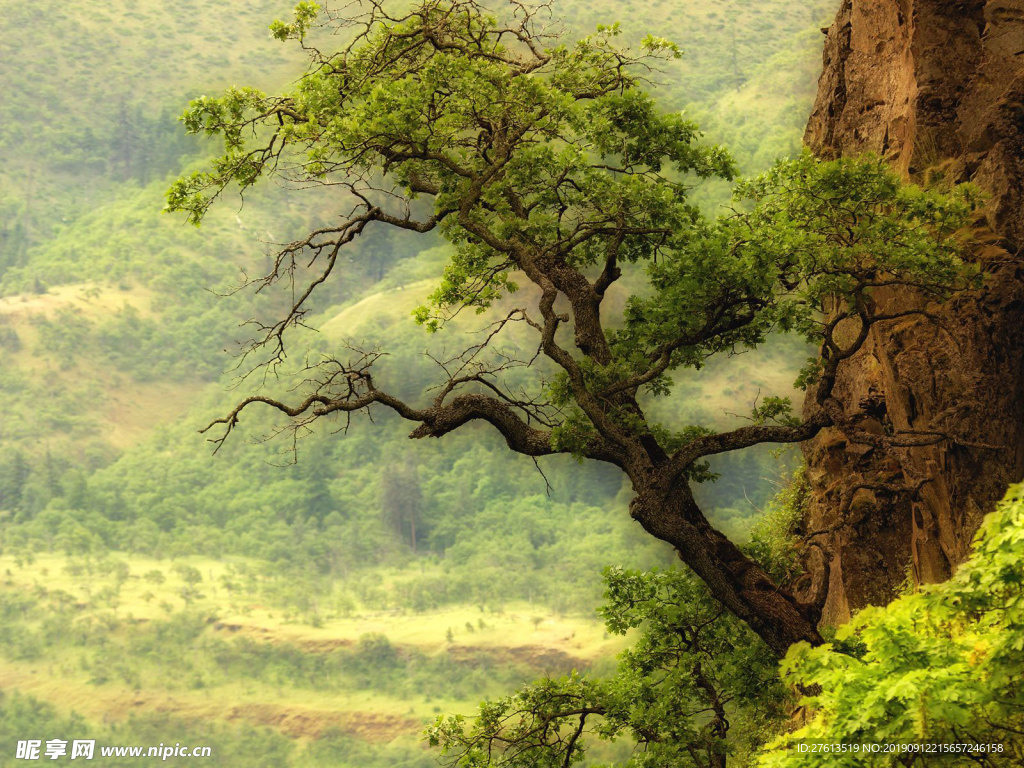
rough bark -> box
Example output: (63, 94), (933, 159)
(799, 0), (1024, 624)
(630, 481), (822, 657)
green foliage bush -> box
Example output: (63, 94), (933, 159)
(431, 566), (787, 768)
(428, 487), (1024, 768)
(759, 486), (1024, 766)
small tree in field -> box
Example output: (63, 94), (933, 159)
(167, 0), (976, 655)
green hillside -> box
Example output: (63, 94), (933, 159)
(0, 0), (840, 764)
(0, 0), (304, 253)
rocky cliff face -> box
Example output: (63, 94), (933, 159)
(799, 0), (1024, 624)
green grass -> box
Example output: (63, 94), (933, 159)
(0, 551), (622, 744)
(0, 283), (205, 453)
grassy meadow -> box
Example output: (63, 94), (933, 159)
(0, 549), (628, 765)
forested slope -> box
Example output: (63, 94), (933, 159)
(0, 0), (838, 764)
(0, 0), (835, 591)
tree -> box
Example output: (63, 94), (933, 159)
(167, 0), (977, 656)
(759, 485), (1024, 767)
(430, 567), (787, 768)
(379, 459), (423, 552)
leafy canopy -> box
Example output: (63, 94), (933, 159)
(166, 0), (977, 458)
(428, 485), (1024, 768)
(759, 485), (1024, 766)
(167, 0), (979, 656)
(429, 566), (786, 768)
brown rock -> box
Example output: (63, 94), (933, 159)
(799, 0), (1024, 625)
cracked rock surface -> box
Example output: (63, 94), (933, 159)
(799, 0), (1024, 624)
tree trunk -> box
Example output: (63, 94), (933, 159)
(799, 0), (1024, 624)
(630, 482), (822, 657)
